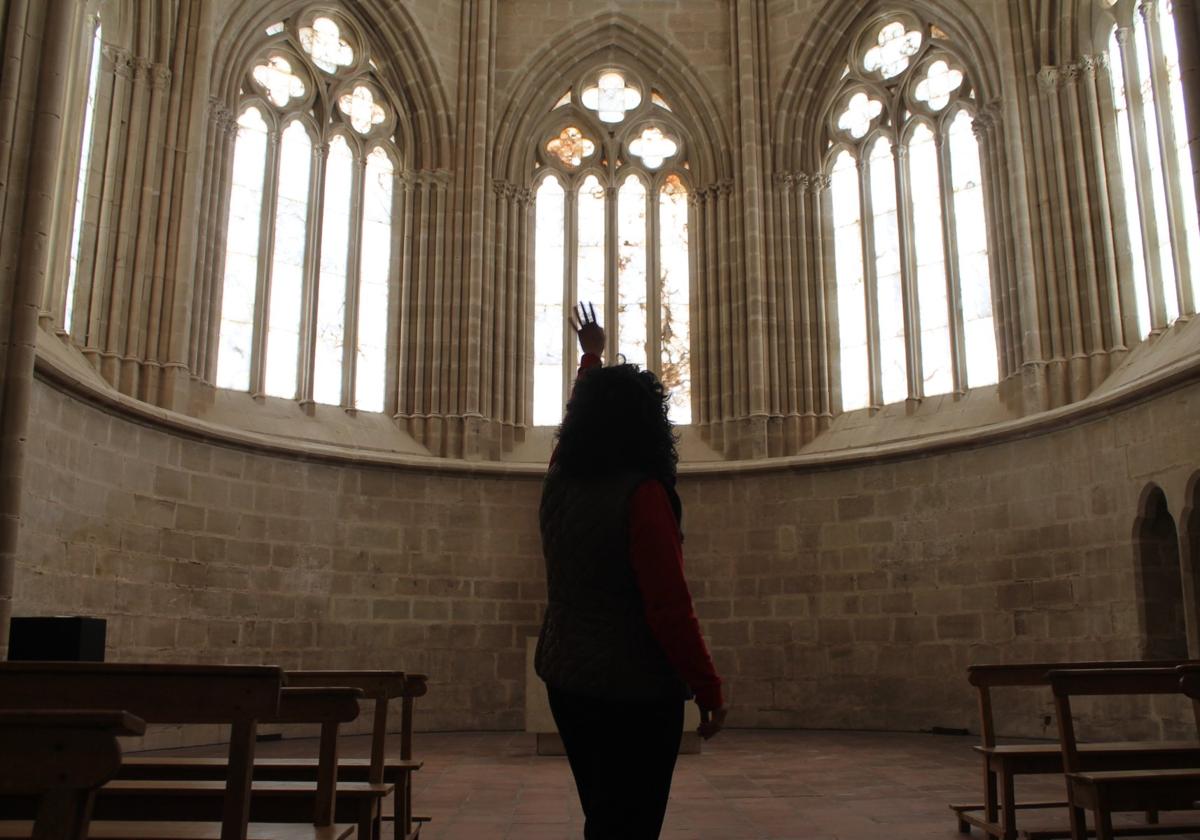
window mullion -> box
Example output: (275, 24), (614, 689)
(858, 153), (883, 410)
(936, 127), (968, 394)
(343, 151), (367, 411)
(892, 141), (922, 402)
(250, 126), (282, 398)
(563, 186), (578, 409)
(298, 139), (329, 407)
(646, 174), (661, 375)
(604, 182), (619, 361)
(1117, 24), (1171, 329)
(1144, 0), (1195, 315)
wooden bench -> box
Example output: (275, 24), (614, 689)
(0, 710), (145, 840)
(1049, 667), (1200, 840)
(0, 662), (355, 840)
(90, 688), (390, 839)
(951, 660), (1199, 840)
(120, 671), (426, 840)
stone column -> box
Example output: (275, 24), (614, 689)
(1172, 0), (1200, 223)
(0, 0), (77, 653)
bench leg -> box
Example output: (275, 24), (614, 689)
(999, 767), (1017, 840)
(32, 789), (95, 840)
(355, 800), (376, 840)
(1095, 808), (1114, 840)
(1067, 804), (1087, 840)
(983, 759), (999, 826)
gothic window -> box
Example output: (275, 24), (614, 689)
(216, 11), (400, 412)
(64, 16), (104, 333)
(826, 16), (999, 412)
(532, 68), (692, 426)
(1102, 0), (1200, 336)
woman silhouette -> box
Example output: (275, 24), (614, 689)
(535, 303), (727, 840)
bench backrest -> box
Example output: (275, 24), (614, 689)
(286, 671), (426, 780)
(1047, 667), (1200, 773)
(967, 660), (1194, 747)
(270, 687), (362, 827)
(0, 663), (282, 723)
(0, 663), (283, 840)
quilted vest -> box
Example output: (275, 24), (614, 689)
(534, 465), (690, 703)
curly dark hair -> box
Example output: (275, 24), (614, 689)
(554, 363), (679, 490)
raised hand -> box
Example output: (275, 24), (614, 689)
(570, 302), (605, 358)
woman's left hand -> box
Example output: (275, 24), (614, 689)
(698, 706), (728, 740)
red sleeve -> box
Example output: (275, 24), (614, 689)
(549, 354), (603, 468)
(628, 479), (724, 710)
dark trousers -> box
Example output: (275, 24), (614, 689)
(547, 684), (684, 840)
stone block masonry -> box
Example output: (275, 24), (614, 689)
(15, 376), (1200, 742)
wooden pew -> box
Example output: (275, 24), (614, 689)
(0, 710), (145, 840)
(90, 688), (390, 840)
(1049, 666), (1200, 840)
(0, 662), (354, 840)
(951, 660), (1199, 840)
(120, 672), (426, 840)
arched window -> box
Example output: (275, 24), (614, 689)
(826, 17), (999, 412)
(216, 12), (399, 412)
(532, 69), (692, 426)
(64, 16), (104, 333)
(1102, 0), (1200, 337)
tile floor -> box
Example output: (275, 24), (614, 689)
(158, 729), (1200, 840)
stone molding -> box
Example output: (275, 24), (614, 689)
(32, 327), (1200, 478)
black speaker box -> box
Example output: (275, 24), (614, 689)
(7, 616), (106, 662)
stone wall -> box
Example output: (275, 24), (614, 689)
(15, 373), (1200, 741)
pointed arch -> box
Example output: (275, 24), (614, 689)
(775, 0), (1003, 174)
(492, 12), (731, 188)
(210, 0), (451, 170)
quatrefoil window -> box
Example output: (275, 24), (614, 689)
(629, 127), (678, 169)
(252, 55), (306, 108)
(300, 16), (355, 73)
(864, 21), (924, 79)
(546, 126), (596, 168)
(338, 85), (386, 135)
(837, 92), (884, 140)
(914, 59), (964, 111)
(581, 72), (642, 123)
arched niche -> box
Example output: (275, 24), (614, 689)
(1133, 484), (1187, 659)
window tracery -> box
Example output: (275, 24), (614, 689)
(1100, 0), (1199, 336)
(531, 68), (692, 425)
(215, 10), (400, 412)
(825, 14), (999, 412)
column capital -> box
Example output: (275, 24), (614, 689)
(103, 45), (135, 79)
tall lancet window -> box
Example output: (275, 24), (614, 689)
(65, 18), (104, 332)
(1103, 0), (1200, 336)
(532, 69), (693, 426)
(827, 18), (999, 411)
(216, 13), (400, 411)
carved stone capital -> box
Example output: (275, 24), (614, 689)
(103, 45), (134, 79)
(1077, 54), (1105, 79)
(515, 187), (535, 206)
(1037, 66), (1062, 93)
(152, 65), (172, 91)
